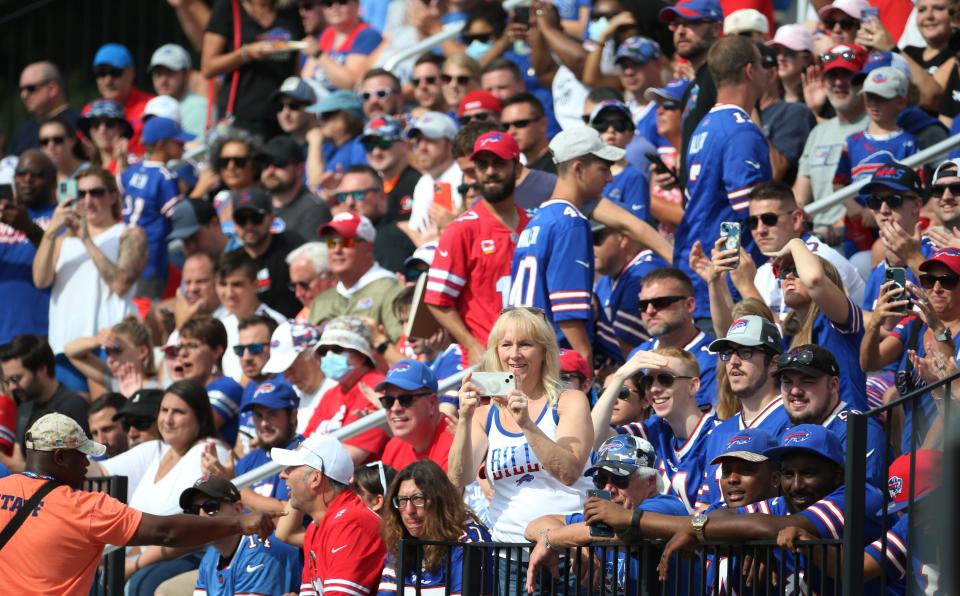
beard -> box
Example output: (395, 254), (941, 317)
(481, 171), (517, 204)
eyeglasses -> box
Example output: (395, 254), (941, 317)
(289, 277), (323, 292)
(14, 168), (44, 178)
(94, 67), (124, 79)
(362, 137), (395, 152)
(317, 346), (346, 356)
(217, 156), (250, 170)
(866, 194), (911, 211)
(121, 417), (154, 432)
(361, 87), (397, 101)
(462, 33), (494, 45)
(824, 18), (859, 30)
(639, 373), (693, 391)
(776, 348), (815, 368)
(776, 265), (798, 280)
(325, 236), (358, 249)
(503, 118), (537, 130)
(637, 295), (686, 311)
(617, 386), (638, 400)
(19, 80), (51, 94)
(591, 11), (619, 20)
(919, 273), (960, 290)
(278, 101), (306, 112)
(180, 340), (205, 352)
(103, 343), (125, 357)
(412, 75), (438, 86)
(931, 183), (960, 199)
(460, 112), (493, 125)
(185, 499), (228, 515)
(591, 119), (633, 133)
(441, 74), (473, 86)
(457, 183), (477, 196)
(77, 188), (108, 198)
(39, 135), (66, 146)
(379, 392), (433, 409)
(234, 211), (267, 226)
(393, 493), (428, 509)
(233, 342), (268, 356)
(747, 211), (790, 230)
(778, 49), (800, 61)
(89, 118), (120, 130)
(592, 472), (631, 490)
(321, 0), (352, 6)
(821, 50), (860, 63)
(718, 347), (762, 361)
(658, 101), (681, 111)
(334, 188), (377, 203)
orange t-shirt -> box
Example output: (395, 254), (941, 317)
(0, 474), (143, 595)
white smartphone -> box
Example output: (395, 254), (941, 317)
(471, 372), (516, 397)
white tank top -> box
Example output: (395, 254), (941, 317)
(484, 399), (593, 543)
(48, 223), (136, 353)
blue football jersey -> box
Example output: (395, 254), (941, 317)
(121, 160), (181, 280)
(627, 332), (718, 409)
(195, 533), (301, 596)
(676, 105), (771, 319)
(861, 239), (936, 312)
(833, 130), (919, 187)
(234, 435), (301, 501)
(594, 250), (667, 364)
(865, 514), (934, 595)
(377, 521), (491, 595)
(206, 376), (244, 447)
(641, 411), (719, 513)
(509, 199), (594, 346)
(603, 165), (650, 220)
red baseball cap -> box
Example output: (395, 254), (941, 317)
(471, 131), (520, 162)
(319, 211), (377, 242)
(885, 449), (942, 513)
(821, 43), (868, 75)
(559, 349), (591, 382)
(919, 247), (960, 276)
(458, 90), (501, 116)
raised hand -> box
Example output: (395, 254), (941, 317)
(801, 63), (828, 113)
(457, 372), (484, 420)
(688, 240), (718, 283)
(615, 349), (670, 382)
(500, 388), (533, 428)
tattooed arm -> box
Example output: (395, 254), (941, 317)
(83, 225), (148, 296)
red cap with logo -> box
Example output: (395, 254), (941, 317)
(919, 247), (960, 276)
(471, 131), (520, 161)
(885, 449), (942, 513)
(458, 90), (501, 116)
(821, 43), (868, 75)
(319, 211), (377, 242)
(559, 349), (591, 382)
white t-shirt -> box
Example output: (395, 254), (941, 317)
(219, 303), (288, 382)
(409, 161), (463, 233)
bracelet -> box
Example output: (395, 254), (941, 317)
(240, 46), (250, 63)
(615, 508), (643, 542)
(540, 529), (559, 552)
(134, 555), (141, 571)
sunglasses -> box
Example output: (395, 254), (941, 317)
(592, 472), (631, 490)
(317, 346), (346, 356)
(412, 75), (438, 86)
(121, 417), (154, 432)
(19, 80), (51, 94)
(591, 119), (633, 133)
(919, 273), (960, 290)
(185, 499), (228, 515)
(824, 18), (859, 30)
(89, 118), (120, 130)
(289, 278), (321, 291)
(278, 101), (306, 112)
(460, 112), (493, 125)
(39, 135), (66, 146)
(78, 187), (108, 198)
(103, 343), (125, 357)
(379, 392), (432, 409)
(503, 118), (537, 130)
(777, 265), (798, 280)
(718, 347), (762, 361)
(217, 156), (250, 169)
(393, 493), (427, 509)
(441, 74), (473, 86)
(15, 168), (44, 178)
(233, 342), (268, 356)
(617, 386), (638, 400)
(931, 183), (960, 199)
(362, 137), (395, 152)
(325, 236), (358, 249)
(866, 194), (911, 211)
(321, 0), (352, 6)
(658, 101), (681, 111)
(821, 49), (860, 63)
(747, 211), (789, 230)
(94, 67), (124, 79)
(462, 33), (494, 45)
(637, 295), (686, 311)
(776, 348), (815, 368)
(361, 88), (397, 101)
(639, 372), (693, 392)
(234, 211), (267, 226)
(335, 188), (376, 203)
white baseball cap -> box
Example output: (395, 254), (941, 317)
(263, 320), (322, 375)
(818, 0), (870, 22)
(271, 434), (354, 484)
(768, 24), (814, 53)
(723, 9), (769, 35)
(860, 66), (908, 99)
(143, 95), (182, 124)
(406, 111), (458, 141)
(549, 126), (625, 164)
(149, 43), (192, 72)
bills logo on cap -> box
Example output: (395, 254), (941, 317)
(464, 100), (482, 111)
(888, 475), (903, 499)
(479, 132), (505, 146)
(728, 319), (749, 334)
(727, 434), (752, 447)
(390, 363), (411, 374)
(782, 431), (811, 444)
(935, 247), (960, 257)
(874, 165), (901, 178)
(872, 71), (887, 83)
(255, 383), (276, 397)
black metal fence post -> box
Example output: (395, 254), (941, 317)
(843, 412), (867, 596)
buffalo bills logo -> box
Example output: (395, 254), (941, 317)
(255, 383), (276, 397)
(479, 132), (505, 145)
(727, 434), (752, 448)
(935, 247), (960, 258)
(888, 475), (903, 499)
(783, 431), (811, 444)
(728, 319), (749, 334)
(390, 363), (411, 374)
(873, 165), (902, 179)
(515, 473), (535, 486)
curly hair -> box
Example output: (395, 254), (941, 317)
(381, 460), (485, 572)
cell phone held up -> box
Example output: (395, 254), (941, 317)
(587, 489), (615, 537)
(471, 372), (516, 397)
(513, 6), (530, 25)
(885, 267), (908, 313)
(720, 221), (741, 267)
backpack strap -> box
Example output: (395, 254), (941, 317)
(0, 479), (60, 550)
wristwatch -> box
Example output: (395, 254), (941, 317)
(691, 512), (709, 543)
(935, 328), (952, 343)
(615, 508), (644, 541)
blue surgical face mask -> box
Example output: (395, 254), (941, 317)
(587, 17), (609, 42)
(321, 351), (353, 381)
(466, 39), (493, 61)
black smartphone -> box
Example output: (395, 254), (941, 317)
(885, 267), (908, 313)
(644, 151), (670, 175)
(514, 6), (530, 25)
(0, 183), (13, 202)
(587, 489), (615, 537)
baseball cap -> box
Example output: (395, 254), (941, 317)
(559, 348), (591, 382)
(853, 51), (913, 85)
(317, 316), (373, 360)
(549, 126), (625, 164)
(768, 24), (814, 53)
(113, 389), (164, 421)
(306, 90), (363, 120)
(168, 199), (217, 241)
(232, 187), (272, 216)
(79, 100), (134, 138)
(271, 76), (318, 105)
(764, 424), (844, 466)
(584, 435), (658, 477)
(375, 360), (439, 393)
(362, 115), (406, 143)
(93, 43), (133, 70)
(141, 116), (195, 146)
(614, 36), (663, 66)
(149, 43), (191, 72)
(588, 100), (634, 126)
(860, 66), (908, 99)
(885, 449), (942, 513)
(471, 131), (520, 162)
(919, 247), (960, 276)
(709, 315), (783, 354)
(263, 320), (322, 374)
(710, 429), (778, 464)
(458, 90), (501, 116)
(821, 43), (868, 75)
(659, 0), (723, 23)
(240, 379), (301, 412)
(818, 0), (870, 22)
(863, 162), (922, 195)
(724, 9), (769, 35)
(933, 158), (960, 184)
(403, 241), (438, 269)
(644, 78), (692, 104)
(25, 413), (105, 457)
(262, 135), (305, 166)
(407, 111), (458, 141)
(271, 434), (354, 484)
(143, 96), (182, 123)
(776, 344), (840, 378)
(320, 212), (377, 242)
(178, 475), (241, 512)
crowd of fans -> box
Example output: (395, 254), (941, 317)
(0, 0), (956, 593)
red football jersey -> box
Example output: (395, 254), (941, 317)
(381, 421), (454, 472)
(0, 393), (15, 456)
(302, 369), (389, 460)
(424, 202), (529, 346)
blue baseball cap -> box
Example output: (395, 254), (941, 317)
(710, 429), (778, 465)
(375, 360), (439, 393)
(588, 100), (634, 126)
(306, 90), (364, 120)
(141, 116), (196, 146)
(852, 51), (912, 86)
(240, 380), (300, 412)
(615, 37), (662, 66)
(659, 0), (723, 23)
(93, 43), (134, 70)
(644, 78), (692, 105)
(863, 161), (923, 195)
(363, 115), (406, 143)
(79, 99), (133, 138)
(764, 425), (844, 466)
(584, 435), (658, 477)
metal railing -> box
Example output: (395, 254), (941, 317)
(84, 475), (128, 595)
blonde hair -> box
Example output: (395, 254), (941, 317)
(715, 299), (776, 420)
(113, 316), (157, 377)
(442, 53), (482, 81)
(651, 347), (700, 377)
(482, 309), (562, 406)
(782, 257), (845, 349)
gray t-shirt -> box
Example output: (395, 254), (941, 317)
(274, 187), (331, 242)
(515, 169), (558, 213)
(797, 113), (868, 227)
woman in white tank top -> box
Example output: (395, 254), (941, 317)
(32, 166), (145, 356)
(448, 309), (595, 587)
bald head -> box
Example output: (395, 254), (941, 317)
(19, 62), (66, 117)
